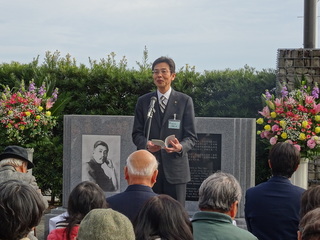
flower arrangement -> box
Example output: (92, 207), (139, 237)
(0, 80), (58, 148)
(256, 80), (320, 158)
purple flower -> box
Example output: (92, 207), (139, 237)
(265, 90), (272, 100)
(38, 84), (46, 96)
(29, 82), (36, 92)
(281, 86), (288, 97)
(52, 88), (58, 101)
(312, 86), (319, 99)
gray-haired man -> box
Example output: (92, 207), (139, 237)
(192, 172), (257, 240)
(0, 145), (48, 209)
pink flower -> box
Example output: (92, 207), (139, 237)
(270, 137), (278, 145)
(293, 144), (301, 151)
(307, 139), (316, 149)
(285, 97), (296, 106)
(286, 140), (293, 144)
(272, 124), (280, 132)
(274, 98), (282, 107)
(46, 99), (53, 110)
(313, 103), (320, 113)
(258, 106), (270, 118)
(305, 96), (315, 105)
(34, 97), (42, 106)
(260, 131), (271, 139)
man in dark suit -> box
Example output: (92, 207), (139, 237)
(245, 142), (305, 240)
(106, 150), (158, 222)
(132, 56), (197, 206)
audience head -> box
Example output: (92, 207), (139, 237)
(152, 56), (176, 73)
(0, 180), (46, 240)
(134, 194), (193, 240)
(77, 208), (135, 240)
(300, 185), (320, 218)
(298, 207), (320, 240)
(268, 142), (300, 178)
(65, 181), (108, 240)
(125, 150), (158, 186)
(198, 171), (241, 217)
(0, 145), (34, 170)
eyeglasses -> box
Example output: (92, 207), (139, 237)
(152, 69), (170, 75)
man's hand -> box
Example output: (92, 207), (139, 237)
(147, 141), (161, 153)
(165, 138), (182, 153)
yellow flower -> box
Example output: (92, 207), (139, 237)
(257, 130), (261, 135)
(279, 120), (286, 128)
(256, 118), (264, 124)
(19, 125), (25, 130)
(7, 110), (13, 115)
(270, 112), (277, 118)
(281, 132), (288, 139)
(7, 123), (12, 128)
(264, 125), (271, 131)
(38, 106), (43, 112)
(25, 111), (31, 117)
(315, 127), (320, 133)
(302, 121), (309, 128)
(315, 115), (320, 122)
(46, 111), (51, 117)
(299, 133), (306, 141)
(36, 115), (41, 120)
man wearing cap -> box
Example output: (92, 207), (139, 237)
(0, 145), (48, 208)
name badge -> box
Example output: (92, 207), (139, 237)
(168, 119), (180, 129)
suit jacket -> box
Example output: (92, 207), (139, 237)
(245, 176), (305, 240)
(132, 89), (197, 184)
(0, 165), (48, 209)
(106, 184), (157, 222)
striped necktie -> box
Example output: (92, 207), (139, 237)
(160, 95), (166, 113)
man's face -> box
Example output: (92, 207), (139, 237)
(153, 62), (176, 93)
(92, 145), (108, 164)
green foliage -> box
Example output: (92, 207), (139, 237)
(0, 49), (277, 203)
(33, 136), (63, 204)
(191, 65), (276, 118)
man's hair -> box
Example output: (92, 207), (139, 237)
(0, 180), (46, 240)
(93, 140), (109, 153)
(152, 56), (176, 73)
(198, 171), (242, 212)
(0, 158), (25, 167)
(269, 142), (300, 178)
(299, 207), (320, 240)
(126, 150), (158, 176)
(300, 185), (320, 218)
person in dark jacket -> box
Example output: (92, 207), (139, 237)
(245, 142), (305, 240)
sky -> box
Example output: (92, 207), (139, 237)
(1, 0), (319, 72)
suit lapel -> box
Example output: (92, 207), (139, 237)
(152, 92), (162, 127)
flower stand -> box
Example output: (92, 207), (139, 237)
(290, 158), (309, 189)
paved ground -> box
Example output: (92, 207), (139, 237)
(36, 214), (46, 240)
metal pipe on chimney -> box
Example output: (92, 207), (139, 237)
(304, 0), (317, 48)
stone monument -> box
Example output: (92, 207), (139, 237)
(44, 115), (256, 236)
